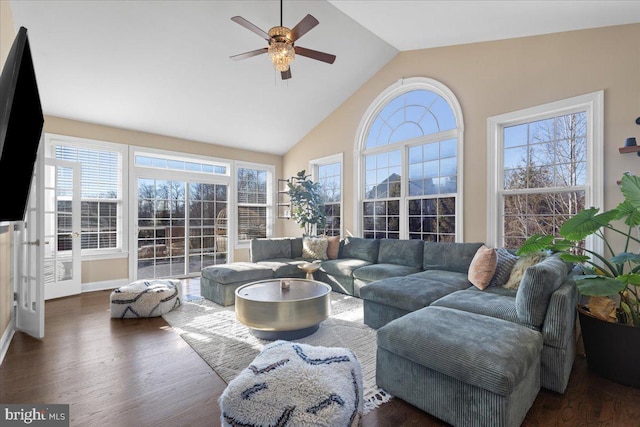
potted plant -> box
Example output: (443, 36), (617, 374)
(518, 172), (640, 387)
(287, 170), (326, 236)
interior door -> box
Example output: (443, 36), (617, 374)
(15, 138), (44, 339)
(43, 158), (82, 300)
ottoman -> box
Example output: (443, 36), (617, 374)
(200, 262), (274, 306)
(110, 279), (181, 318)
(376, 306), (543, 427)
(220, 340), (363, 427)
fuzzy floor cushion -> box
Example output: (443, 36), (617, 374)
(219, 340), (363, 427)
(110, 279), (182, 318)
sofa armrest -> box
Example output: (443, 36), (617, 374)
(541, 278), (578, 348)
(515, 253), (572, 328)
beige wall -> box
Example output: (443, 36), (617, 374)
(44, 116), (284, 282)
(1, 0), (17, 338)
(283, 24), (640, 243)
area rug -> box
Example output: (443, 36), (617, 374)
(162, 292), (392, 413)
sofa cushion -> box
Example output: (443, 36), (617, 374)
(201, 262), (274, 285)
(325, 235), (340, 260)
(302, 236), (329, 260)
(490, 248), (519, 287)
(256, 258), (307, 278)
(423, 242), (483, 273)
(432, 288), (526, 327)
(468, 245), (497, 290)
(407, 270), (472, 288)
(504, 252), (548, 289)
(377, 239), (424, 269)
(291, 237), (303, 258)
(360, 277), (465, 313)
(352, 264), (421, 283)
(250, 238), (291, 263)
(320, 258), (372, 278)
(339, 237), (379, 263)
(516, 253), (572, 328)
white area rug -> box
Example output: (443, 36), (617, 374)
(162, 292), (392, 413)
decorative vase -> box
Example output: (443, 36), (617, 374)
(578, 307), (640, 388)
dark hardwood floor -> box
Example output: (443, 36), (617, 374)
(1, 279), (639, 426)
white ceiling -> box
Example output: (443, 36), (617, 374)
(8, 1), (640, 155)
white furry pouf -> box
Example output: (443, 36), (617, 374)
(110, 279), (181, 318)
(220, 340), (363, 427)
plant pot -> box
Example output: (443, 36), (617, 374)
(578, 306), (640, 388)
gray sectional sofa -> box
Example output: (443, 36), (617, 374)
(200, 236), (578, 426)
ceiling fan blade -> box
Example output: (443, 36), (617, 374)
(290, 14), (319, 41)
(231, 16), (270, 41)
(230, 47), (268, 61)
(281, 69), (292, 80)
(295, 46), (336, 64)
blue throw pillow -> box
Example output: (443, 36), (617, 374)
(489, 248), (518, 287)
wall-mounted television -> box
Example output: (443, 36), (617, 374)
(0, 26), (44, 222)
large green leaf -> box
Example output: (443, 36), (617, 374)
(620, 173), (640, 208)
(616, 273), (640, 286)
(610, 252), (640, 265)
(575, 275), (627, 296)
(517, 234), (554, 255)
(559, 207), (618, 241)
(614, 200), (640, 227)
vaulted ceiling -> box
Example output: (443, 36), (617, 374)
(8, 1), (640, 155)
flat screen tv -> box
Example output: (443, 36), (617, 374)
(0, 26), (44, 222)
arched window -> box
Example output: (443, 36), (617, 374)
(355, 77), (464, 241)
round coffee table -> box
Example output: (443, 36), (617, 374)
(235, 278), (331, 340)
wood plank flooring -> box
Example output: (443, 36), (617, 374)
(1, 280), (639, 426)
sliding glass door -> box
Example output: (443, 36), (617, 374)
(136, 178), (227, 280)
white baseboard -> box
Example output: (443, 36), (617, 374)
(81, 278), (130, 293)
(0, 321), (15, 366)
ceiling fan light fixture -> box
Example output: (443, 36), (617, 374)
(268, 26), (295, 72)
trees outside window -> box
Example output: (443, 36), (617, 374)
(488, 92), (603, 250)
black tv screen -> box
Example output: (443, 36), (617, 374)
(0, 26), (44, 222)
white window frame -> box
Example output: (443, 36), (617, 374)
(234, 161), (275, 248)
(45, 133), (128, 261)
(486, 90), (604, 254)
(354, 77), (465, 240)
(310, 153), (344, 238)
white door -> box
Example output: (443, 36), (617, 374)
(43, 159), (82, 300)
(15, 139), (44, 339)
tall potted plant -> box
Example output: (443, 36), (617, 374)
(287, 170), (326, 236)
(518, 172), (640, 387)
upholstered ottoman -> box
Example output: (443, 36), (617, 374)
(376, 306), (542, 427)
(110, 279), (181, 318)
(220, 340), (363, 427)
(200, 262), (274, 306)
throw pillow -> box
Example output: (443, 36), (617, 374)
(503, 251), (548, 290)
(489, 248), (519, 287)
(302, 236), (329, 260)
(468, 245), (497, 290)
(325, 235), (340, 260)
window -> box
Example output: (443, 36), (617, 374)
(487, 91), (603, 251)
(237, 164), (274, 243)
(311, 154), (342, 237)
(133, 148), (231, 279)
(46, 135), (127, 256)
(356, 77), (464, 241)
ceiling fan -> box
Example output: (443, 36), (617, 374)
(230, 0), (336, 80)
